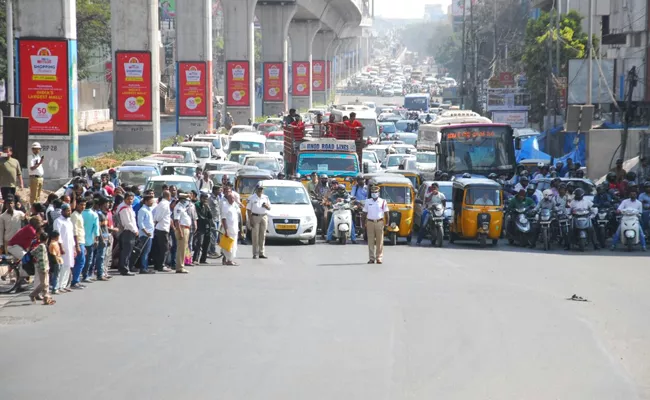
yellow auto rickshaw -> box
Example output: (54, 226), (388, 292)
(449, 178), (504, 247)
(235, 169), (274, 226)
(371, 175), (415, 245)
(385, 169), (422, 189)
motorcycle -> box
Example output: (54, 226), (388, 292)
(309, 191), (326, 237)
(507, 207), (534, 246)
(595, 205), (615, 249)
(571, 207), (596, 252)
(537, 207), (555, 251)
(331, 199), (353, 245)
(425, 203), (445, 247)
(350, 198), (366, 240)
(555, 207), (571, 249)
(618, 208), (642, 251)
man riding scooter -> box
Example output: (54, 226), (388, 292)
(610, 187), (647, 251)
(416, 183), (447, 245)
(326, 184), (357, 244)
(569, 188), (600, 250)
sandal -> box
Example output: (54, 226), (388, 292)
(42, 297), (56, 305)
(225, 261), (239, 266)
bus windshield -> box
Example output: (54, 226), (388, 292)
(297, 153), (359, 176)
(438, 125), (515, 174)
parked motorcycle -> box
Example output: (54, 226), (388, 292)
(331, 199), (353, 245)
(425, 203), (445, 247)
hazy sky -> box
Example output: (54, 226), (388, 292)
(375, 0), (452, 19)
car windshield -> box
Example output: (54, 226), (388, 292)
(237, 177), (265, 195)
(436, 184), (453, 203)
(229, 153), (254, 164)
(146, 180), (197, 196)
(162, 150), (192, 163)
(190, 147), (211, 159)
(399, 136), (417, 145)
(387, 155), (407, 167)
(245, 158), (280, 172)
(161, 165), (196, 177)
(118, 170), (158, 186)
(416, 153), (436, 163)
(363, 152), (378, 163)
(380, 123), (396, 134)
(195, 138), (221, 149)
(297, 153), (359, 175)
(264, 186), (310, 205)
(259, 124), (279, 133)
(229, 140), (265, 153)
(380, 186), (411, 204)
(465, 187), (501, 206)
(266, 141), (283, 153)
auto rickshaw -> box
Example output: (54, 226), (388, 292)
(385, 169), (422, 189)
(235, 169), (274, 226)
(371, 175), (415, 245)
(449, 178), (504, 247)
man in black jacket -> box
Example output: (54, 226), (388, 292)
(193, 192), (213, 264)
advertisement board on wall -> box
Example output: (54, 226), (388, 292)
(263, 62), (283, 102)
(226, 61), (250, 107)
(491, 111), (528, 129)
(486, 88), (531, 111)
(178, 61), (207, 117)
(18, 39), (70, 135)
(292, 61), (310, 96)
(115, 51), (153, 122)
(312, 60), (326, 92)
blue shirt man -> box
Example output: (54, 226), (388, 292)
(136, 195), (155, 273)
(351, 179), (368, 201)
(80, 202), (99, 281)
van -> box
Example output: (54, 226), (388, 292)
(228, 133), (266, 154)
(161, 146), (198, 164)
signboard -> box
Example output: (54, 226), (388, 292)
(299, 139), (356, 152)
(178, 61), (207, 117)
(312, 60), (326, 92)
(486, 88), (530, 111)
(567, 59), (614, 104)
(499, 72), (515, 86)
(160, 0), (176, 21)
(115, 51), (152, 122)
(18, 38), (70, 135)
(491, 111), (528, 128)
(292, 61), (310, 96)
(263, 62), (283, 102)
(226, 61), (250, 107)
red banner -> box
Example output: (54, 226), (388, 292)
(312, 60), (325, 92)
(18, 39), (69, 135)
(115, 51), (152, 122)
(292, 61), (310, 96)
(178, 62), (207, 117)
(326, 61), (331, 91)
(263, 62), (283, 102)
(226, 61), (250, 107)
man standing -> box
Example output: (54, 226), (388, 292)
(193, 192), (213, 264)
(198, 171), (213, 192)
(363, 185), (389, 264)
(81, 200), (99, 282)
(0, 196), (25, 255)
(69, 201), (86, 289)
(246, 184), (271, 259)
(220, 186), (240, 266)
(0, 145), (23, 201)
(172, 192), (192, 274)
(116, 192), (137, 276)
(137, 194), (155, 274)
(94, 197), (111, 281)
(284, 108), (297, 126)
(152, 190), (172, 272)
(53, 205), (74, 291)
(29, 142), (45, 204)
(208, 185), (223, 257)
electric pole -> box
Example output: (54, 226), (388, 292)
(619, 66), (637, 161)
(460, 0), (467, 109)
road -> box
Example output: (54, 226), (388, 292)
(0, 241), (648, 400)
(79, 119), (177, 158)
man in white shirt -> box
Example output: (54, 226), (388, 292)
(152, 190), (172, 272)
(29, 142), (45, 204)
(116, 192), (138, 276)
(246, 184), (271, 259)
(173, 192), (192, 274)
(610, 187), (646, 251)
(220, 186), (240, 266)
(53, 204), (75, 292)
(363, 185), (390, 264)
(198, 171), (213, 192)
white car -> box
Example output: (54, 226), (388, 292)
(229, 124), (256, 135)
(176, 141), (214, 168)
(144, 175), (199, 196)
(265, 139), (284, 164)
(381, 87), (394, 97)
(415, 151), (437, 171)
(362, 151), (381, 171)
(242, 154), (283, 176)
(258, 180), (317, 244)
(382, 154), (411, 170)
(192, 134), (229, 160)
(161, 146), (198, 164)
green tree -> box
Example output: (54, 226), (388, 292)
(76, 0), (111, 79)
(435, 34), (462, 78)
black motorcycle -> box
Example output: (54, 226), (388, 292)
(537, 207), (555, 251)
(425, 203), (445, 247)
(507, 206), (535, 247)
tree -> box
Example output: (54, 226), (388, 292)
(76, 0), (111, 80)
(435, 34), (462, 77)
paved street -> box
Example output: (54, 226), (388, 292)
(79, 119), (177, 158)
(0, 241), (649, 400)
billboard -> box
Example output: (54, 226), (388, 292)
(292, 61), (310, 96)
(160, 0), (176, 21)
(486, 88), (531, 111)
(263, 62), (283, 102)
(18, 39), (70, 135)
(226, 61), (250, 107)
(491, 111), (529, 129)
(115, 51), (153, 122)
(451, 0), (476, 17)
(178, 62), (207, 117)
(567, 59), (614, 104)
(312, 60), (326, 92)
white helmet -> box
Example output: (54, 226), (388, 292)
(537, 162), (545, 168)
(543, 189), (553, 200)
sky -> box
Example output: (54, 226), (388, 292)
(375, 0), (452, 19)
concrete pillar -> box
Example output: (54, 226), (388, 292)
(176, 0), (213, 134)
(288, 20), (321, 111)
(342, 39), (353, 80)
(15, 0), (77, 180)
(354, 37), (360, 75)
(111, 0), (161, 152)
(312, 31), (335, 106)
(257, 3), (296, 117)
(327, 39), (342, 103)
(221, 0), (257, 124)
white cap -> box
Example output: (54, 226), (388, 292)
(31, 142), (42, 149)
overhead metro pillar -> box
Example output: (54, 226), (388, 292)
(176, 0), (213, 134)
(14, 0), (77, 180)
(341, 39), (353, 81)
(327, 39), (342, 102)
(221, 0), (257, 125)
(312, 31), (335, 106)
(288, 20), (321, 111)
(353, 37), (360, 75)
(257, 2), (296, 117)
(111, 0), (161, 152)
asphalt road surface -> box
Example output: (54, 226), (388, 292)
(79, 119), (177, 158)
(0, 240), (648, 400)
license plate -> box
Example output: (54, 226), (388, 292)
(276, 224), (297, 230)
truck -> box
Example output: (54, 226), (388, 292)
(404, 93), (430, 112)
(416, 110), (492, 151)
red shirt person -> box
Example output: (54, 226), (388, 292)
(6, 216), (42, 260)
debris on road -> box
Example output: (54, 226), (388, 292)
(567, 294), (589, 302)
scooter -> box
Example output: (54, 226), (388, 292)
(425, 203), (445, 247)
(571, 207), (596, 252)
(331, 199), (353, 245)
(507, 207), (533, 246)
(619, 208), (641, 251)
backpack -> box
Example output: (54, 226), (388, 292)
(21, 251), (35, 276)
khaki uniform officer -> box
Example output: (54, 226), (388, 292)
(363, 185), (389, 264)
(173, 193), (192, 274)
(29, 142), (44, 205)
(246, 184), (271, 259)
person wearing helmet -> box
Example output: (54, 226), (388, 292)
(568, 188), (599, 250)
(246, 183), (271, 259)
(514, 175), (530, 193)
(526, 183), (539, 204)
(85, 167), (96, 187)
(535, 189), (556, 211)
(612, 158), (626, 183)
(440, 172), (449, 181)
(533, 164), (550, 180)
(610, 186), (646, 251)
(433, 170), (442, 181)
(593, 184), (613, 209)
(326, 184), (356, 244)
(574, 169), (585, 179)
(277, 172), (286, 180)
(509, 164), (526, 185)
(565, 181), (576, 202)
(416, 182), (447, 245)
(620, 171), (638, 197)
(487, 173), (498, 181)
(351, 175), (367, 201)
(506, 189), (535, 244)
(91, 176), (108, 197)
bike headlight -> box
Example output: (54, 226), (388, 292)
(390, 222), (397, 228)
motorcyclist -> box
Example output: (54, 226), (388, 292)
(638, 181), (650, 231)
(416, 183), (447, 245)
(610, 186), (646, 251)
(439, 172), (449, 181)
(533, 164), (550, 180)
(487, 173), (498, 182)
(568, 188), (599, 250)
(351, 175), (368, 201)
(566, 182), (576, 202)
(574, 169), (585, 179)
(509, 164), (526, 185)
(526, 183), (540, 204)
(549, 177), (562, 196)
(514, 175), (530, 193)
(619, 171), (637, 198)
(535, 189), (556, 212)
(606, 171), (620, 192)
(612, 158), (626, 183)
(506, 189), (536, 246)
(326, 184), (356, 244)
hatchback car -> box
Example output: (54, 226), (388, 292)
(258, 180), (317, 244)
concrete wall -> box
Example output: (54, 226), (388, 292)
(78, 81), (110, 111)
(78, 109), (110, 130)
(586, 128), (649, 179)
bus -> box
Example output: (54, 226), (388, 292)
(416, 110), (491, 151)
(436, 123), (517, 177)
(404, 93), (430, 112)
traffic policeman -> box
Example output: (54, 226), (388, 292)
(363, 185), (389, 264)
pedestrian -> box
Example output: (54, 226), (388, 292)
(29, 142), (45, 205)
(198, 171), (213, 192)
(187, 190), (199, 262)
(81, 199), (99, 282)
(225, 112), (234, 131)
(220, 186), (240, 266)
(246, 184), (271, 259)
(208, 185), (223, 257)
(0, 195), (25, 255)
(152, 190), (172, 272)
(29, 231), (55, 305)
(193, 192), (213, 264)
(0, 145), (23, 201)
(69, 200), (87, 289)
(94, 198), (111, 281)
(137, 194), (155, 274)
(172, 192), (192, 273)
(47, 230), (63, 294)
(363, 185), (389, 264)
(116, 192), (138, 276)
(53, 204), (74, 292)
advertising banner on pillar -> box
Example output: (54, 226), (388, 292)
(226, 61), (250, 107)
(178, 62), (207, 117)
(292, 61), (310, 96)
(312, 60), (326, 92)
(326, 61), (331, 91)
(263, 62), (283, 102)
(115, 51), (152, 122)
(18, 39), (70, 135)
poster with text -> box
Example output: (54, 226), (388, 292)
(292, 61), (310, 96)
(226, 61), (250, 106)
(263, 62), (283, 102)
(115, 51), (152, 122)
(178, 62), (207, 117)
(312, 60), (325, 92)
(18, 39), (69, 135)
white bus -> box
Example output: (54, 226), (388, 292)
(416, 110), (492, 151)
